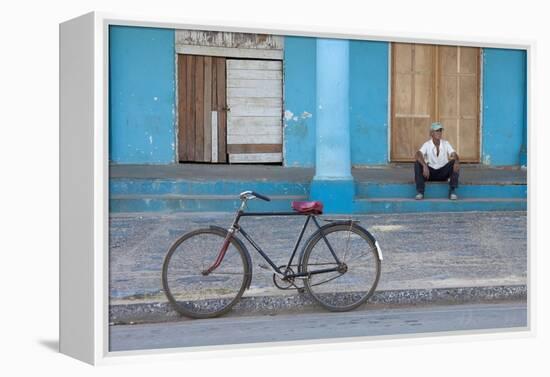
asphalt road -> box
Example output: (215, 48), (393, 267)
(109, 302), (527, 352)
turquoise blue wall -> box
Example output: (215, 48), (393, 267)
(109, 26), (176, 164)
(283, 36), (317, 167)
(107, 29), (526, 168)
(283, 37), (389, 167)
(350, 41), (389, 165)
(482, 48), (527, 166)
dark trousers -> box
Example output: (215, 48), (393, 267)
(414, 160), (459, 194)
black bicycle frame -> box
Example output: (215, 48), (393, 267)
(231, 211), (343, 279)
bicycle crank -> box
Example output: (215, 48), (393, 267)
(272, 265), (304, 290)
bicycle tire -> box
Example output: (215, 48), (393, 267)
(162, 228), (251, 319)
(300, 223), (381, 312)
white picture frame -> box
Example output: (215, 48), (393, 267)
(59, 11), (534, 365)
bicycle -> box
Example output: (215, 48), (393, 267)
(162, 191), (383, 319)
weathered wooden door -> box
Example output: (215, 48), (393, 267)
(226, 59), (283, 163)
(391, 43), (436, 161)
(391, 43), (480, 162)
(178, 54), (227, 163)
(437, 46), (480, 162)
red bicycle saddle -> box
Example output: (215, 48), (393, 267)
(291, 201), (324, 215)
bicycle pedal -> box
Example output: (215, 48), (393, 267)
(258, 263), (271, 271)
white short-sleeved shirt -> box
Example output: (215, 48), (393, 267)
(419, 139), (456, 170)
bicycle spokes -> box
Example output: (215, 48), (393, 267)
(162, 229), (249, 318)
(302, 224), (381, 311)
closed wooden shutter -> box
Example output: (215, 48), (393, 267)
(391, 43), (480, 162)
(226, 59), (283, 163)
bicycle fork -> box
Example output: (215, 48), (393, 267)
(201, 227), (236, 275)
(202, 204), (246, 276)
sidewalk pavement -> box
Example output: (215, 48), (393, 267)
(109, 211), (527, 324)
(110, 163), (527, 185)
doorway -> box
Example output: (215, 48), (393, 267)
(177, 55), (283, 164)
(390, 43), (481, 162)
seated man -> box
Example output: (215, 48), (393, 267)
(414, 122), (460, 200)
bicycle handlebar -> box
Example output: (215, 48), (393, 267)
(240, 191), (271, 202)
(251, 191), (271, 202)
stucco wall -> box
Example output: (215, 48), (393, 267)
(107, 28), (526, 168)
(109, 26), (176, 164)
(282, 36), (317, 167)
(283, 37), (389, 167)
(349, 40), (389, 165)
(482, 48), (527, 166)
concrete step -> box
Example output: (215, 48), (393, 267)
(110, 195), (526, 213)
(110, 194), (307, 213)
(354, 197), (526, 213)
(110, 179), (309, 197)
(111, 179), (526, 199)
(356, 182), (526, 199)
(109, 177), (527, 213)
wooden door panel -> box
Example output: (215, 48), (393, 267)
(394, 74), (413, 114)
(177, 54), (187, 161)
(414, 73), (434, 115)
(178, 54), (227, 163)
(439, 46), (457, 74)
(215, 57), (227, 163)
(437, 46), (480, 161)
(203, 56), (213, 161)
(194, 56), (205, 161)
(459, 119), (477, 153)
(460, 76), (478, 115)
(412, 118), (431, 153)
(394, 43), (412, 72)
(439, 75), (458, 117)
(460, 47), (478, 73)
(440, 117), (459, 151)
(413, 44), (434, 117)
(227, 59), (281, 70)
(391, 43), (480, 162)
(227, 78), (282, 90)
(391, 43), (435, 161)
(228, 69), (282, 80)
(392, 118), (414, 160)
(186, 55), (196, 161)
(414, 44), (434, 71)
(226, 59), (283, 163)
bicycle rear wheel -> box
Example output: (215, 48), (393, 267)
(162, 228), (250, 319)
(300, 223), (381, 312)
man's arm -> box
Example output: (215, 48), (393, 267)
(415, 150), (430, 179)
(415, 150), (427, 165)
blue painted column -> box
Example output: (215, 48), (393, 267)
(309, 39), (355, 213)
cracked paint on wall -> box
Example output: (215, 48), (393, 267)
(283, 36), (317, 167)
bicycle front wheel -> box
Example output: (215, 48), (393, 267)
(301, 223), (381, 312)
(162, 228), (250, 319)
